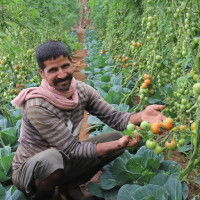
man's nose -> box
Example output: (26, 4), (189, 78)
(57, 68), (67, 79)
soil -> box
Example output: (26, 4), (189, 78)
(70, 1), (200, 199)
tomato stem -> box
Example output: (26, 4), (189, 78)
(178, 101), (200, 182)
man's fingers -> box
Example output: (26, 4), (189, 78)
(150, 104), (166, 110)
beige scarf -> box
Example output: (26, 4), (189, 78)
(11, 78), (78, 110)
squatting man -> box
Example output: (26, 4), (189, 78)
(11, 41), (166, 200)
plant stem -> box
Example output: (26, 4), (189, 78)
(178, 102), (200, 181)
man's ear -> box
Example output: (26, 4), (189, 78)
(38, 68), (45, 79)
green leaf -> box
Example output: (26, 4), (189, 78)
(2, 127), (18, 146)
(0, 118), (13, 131)
(146, 159), (160, 172)
(94, 80), (106, 88)
(0, 154), (15, 174)
(162, 84), (174, 98)
(182, 182), (189, 200)
(150, 174), (170, 186)
(0, 170), (11, 182)
(0, 184), (6, 199)
(109, 85), (123, 93)
(159, 160), (181, 178)
(103, 188), (118, 200)
(112, 158), (128, 178)
(87, 183), (104, 198)
(96, 87), (108, 98)
(105, 91), (121, 104)
(118, 104), (130, 112)
(100, 72), (112, 82)
(5, 185), (25, 200)
(110, 75), (122, 86)
(0, 146), (12, 158)
(102, 125), (115, 133)
(176, 75), (191, 85)
(87, 116), (104, 125)
(117, 184), (140, 200)
(116, 170), (141, 186)
(100, 170), (117, 190)
(136, 172), (157, 185)
(133, 184), (169, 200)
(126, 157), (146, 173)
(163, 178), (183, 200)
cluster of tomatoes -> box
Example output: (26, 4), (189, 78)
(138, 74), (155, 102)
(0, 49), (41, 104)
(125, 116), (194, 155)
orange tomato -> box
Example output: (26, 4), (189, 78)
(137, 42), (141, 47)
(165, 139), (177, 150)
(150, 122), (163, 134)
(191, 122), (196, 131)
(179, 125), (187, 131)
(125, 56), (129, 61)
(140, 82), (147, 89)
(144, 79), (151, 86)
(133, 62), (137, 66)
(125, 63), (129, 67)
(20, 83), (25, 88)
(146, 75), (151, 79)
(162, 118), (173, 130)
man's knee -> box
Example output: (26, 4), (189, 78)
(35, 169), (64, 191)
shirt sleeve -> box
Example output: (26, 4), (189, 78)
(26, 106), (98, 159)
(85, 84), (132, 131)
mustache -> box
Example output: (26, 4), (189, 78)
(53, 74), (73, 85)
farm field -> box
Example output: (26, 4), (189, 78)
(0, 0), (200, 199)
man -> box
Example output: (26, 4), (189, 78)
(11, 41), (166, 200)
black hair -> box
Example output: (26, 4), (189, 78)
(35, 40), (72, 70)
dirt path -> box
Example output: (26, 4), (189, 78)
(71, 28), (91, 141)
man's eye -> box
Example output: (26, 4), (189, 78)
(49, 68), (57, 72)
(63, 65), (70, 69)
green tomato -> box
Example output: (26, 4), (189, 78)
(155, 55), (161, 61)
(181, 99), (187, 105)
(140, 121), (151, 131)
(193, 37), (199, 44)
(146, 140), (157, 149)
(193, 74), (199, 82)
(127, 123), (135, 131)
(178, 138), (185, 146)
(153, 145), (163, 154)
(193, 82), (200, 95)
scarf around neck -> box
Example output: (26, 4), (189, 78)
(11, 78), (79, 110)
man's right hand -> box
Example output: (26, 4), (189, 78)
(96, 132), (141, 157)
(118, 132), (141, 148)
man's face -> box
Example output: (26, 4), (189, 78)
(39, 55), (74, 91)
